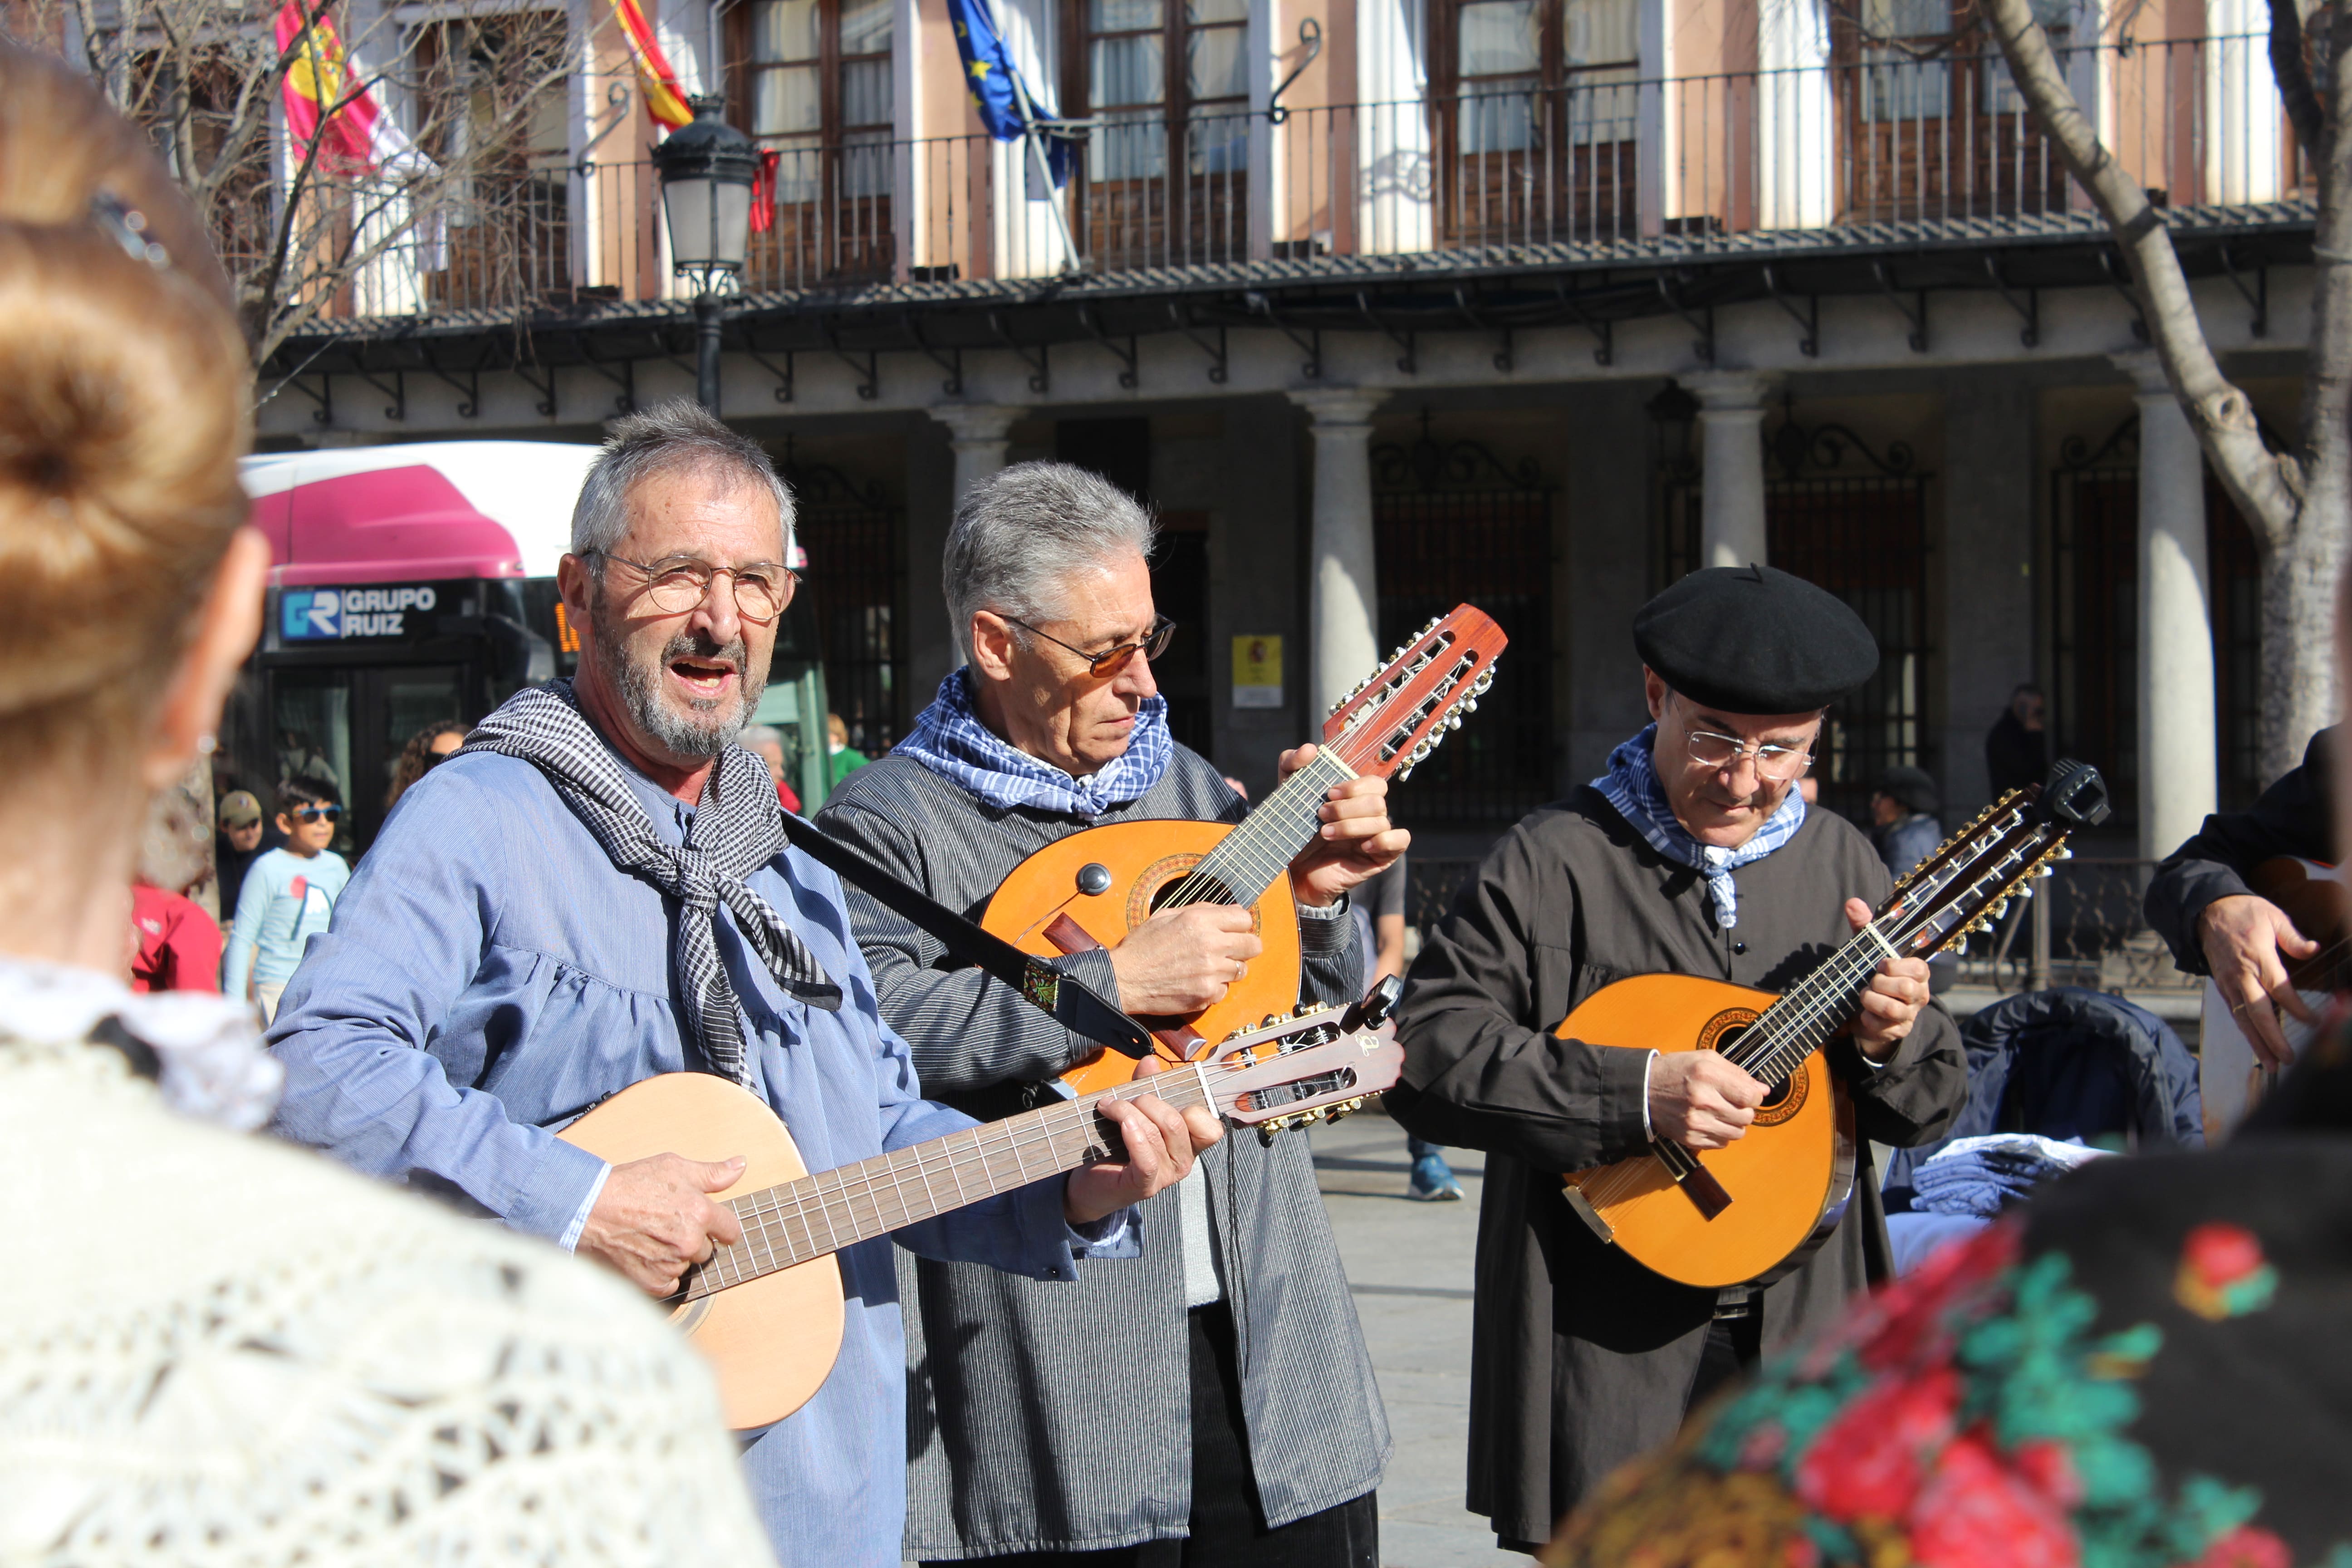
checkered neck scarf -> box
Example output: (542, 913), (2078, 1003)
(892, 668), (1173, 818)
(458, 681), (840, 1084)
(1592, 724), (1806, 930)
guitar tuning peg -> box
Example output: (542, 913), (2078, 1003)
(1463, 697), (1479, 712)
(2015, 883), (2034, 899)
(1446, 713), (1463, 730)
(1396, 765), (1414, 782)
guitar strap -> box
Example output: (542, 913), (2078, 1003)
(776, 813), (1157, 1059)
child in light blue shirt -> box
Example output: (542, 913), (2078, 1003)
(222, 779), (351, 1020)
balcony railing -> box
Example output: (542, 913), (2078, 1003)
(267, 34), (2308, 325)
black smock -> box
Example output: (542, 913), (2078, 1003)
(1386, 786), (1968, 1544)
(2143, 725), (2337, 976)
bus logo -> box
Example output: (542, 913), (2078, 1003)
(282, 585), (438, 641)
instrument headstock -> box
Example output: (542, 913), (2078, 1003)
(1880, 759), (2112, 959)
(1192, 988), (1406, 1134)
(1321, 605), (1508, 784)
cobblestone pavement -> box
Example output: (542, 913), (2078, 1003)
(1309, 1110), (1532, 1568)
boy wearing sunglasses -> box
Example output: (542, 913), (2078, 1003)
(222, 779), (352, 1021)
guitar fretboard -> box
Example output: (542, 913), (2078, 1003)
(1164, 750), (1356, 911)
(684, 1064), (1218, 1302)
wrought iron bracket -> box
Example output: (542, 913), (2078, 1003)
(1555, 283), (1612, 365)
(1871, 261), (1929, 352)
(512, 359), (559, 419)
(1167, 302), (1229, 384)
(1768, 391), (1919, 479)
(1760, 265), (1818, 358)
(1453, 289), (1514, 371)
(1656, 275), (1714, 366)
(1983, 256), (2039, 348)
(351, 367), (405, 422)
(1247, 291), (1321, 379)
(572, 336), (637, 414)
(2219, 243), (2268, 338)
(289, 372), (333, 426)
(420, 346), (482, 418)
(1266, 17), (1323, 125)
(1356, 289), (1416, 374)
(906, 312), (964, 395)
(1077, 304), (1138, 389)
(742, 342), (796, 404)
(989, 310), (1049, 393)
(2100, 250), (2149, 342)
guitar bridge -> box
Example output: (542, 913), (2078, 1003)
(1561, 1181), (1615, 1243)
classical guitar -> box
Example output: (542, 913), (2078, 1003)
(2197, 855), (2349, 1142)
(559, 987), (1405, 1429)
(1555, 760), (2112, 1290)
(982, 603), (1508, 1097)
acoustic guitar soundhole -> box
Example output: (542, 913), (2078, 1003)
(1127, 853), (1258, 934)
(1698, 1009), (1809, 1127)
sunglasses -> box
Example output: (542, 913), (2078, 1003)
(289, 805), (343, 823)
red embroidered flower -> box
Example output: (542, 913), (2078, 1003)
(1793, 1367), (1960, 1520)
(2174, 1222), (2280, 1322)
(1821, 1221), (2019, 1377)
(1907, 1432), (2079, 1568)
(2008, 1440), (2083, 1511)
(2189, 1525), (2293, 1568)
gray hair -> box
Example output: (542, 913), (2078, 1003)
(740, 724), (784, 749)
(944, 461), (1157, 657)
(570, 399), (796, 565)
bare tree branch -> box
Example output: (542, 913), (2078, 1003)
(2270, 0), (2328, 159)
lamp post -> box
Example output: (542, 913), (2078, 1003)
(651, 96), (759, 412)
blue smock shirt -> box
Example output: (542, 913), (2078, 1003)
(269, 746), (1135, 1567)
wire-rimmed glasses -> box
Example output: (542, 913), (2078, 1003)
(590, 551), (796, 624)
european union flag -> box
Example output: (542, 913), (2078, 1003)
(945, 0), (1071, 188)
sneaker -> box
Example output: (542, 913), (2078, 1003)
(1408, 1151), (1466, 1202)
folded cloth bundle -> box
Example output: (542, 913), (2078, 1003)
(1911, 1132), (2110, 1219)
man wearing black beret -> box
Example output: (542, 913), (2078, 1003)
(1387, 564), (1968, 1551)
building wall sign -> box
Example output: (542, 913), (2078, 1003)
(1233, 634), (1284, 708)
(281, 584), (441, 642)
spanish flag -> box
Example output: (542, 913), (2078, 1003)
(274, 1), (429, 174)
(613, 0), (694, 131)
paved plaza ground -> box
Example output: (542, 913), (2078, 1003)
(1308, 1110), (1530, 1568)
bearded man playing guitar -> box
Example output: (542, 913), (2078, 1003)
(1387, 565), (1967, 1553)
(266, 406), (1219, 1568)
(817, 461), (1403, 1567)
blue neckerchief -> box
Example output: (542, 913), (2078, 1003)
(1591, 724), (1806, 929)
(892, 668), (1173, 818)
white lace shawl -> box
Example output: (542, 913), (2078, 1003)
(0, 957), (777, 1567)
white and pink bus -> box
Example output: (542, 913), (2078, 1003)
(231, 441), (830, 849)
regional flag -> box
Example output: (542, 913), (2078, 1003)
(612, 0), (695, 131)
(274, 1), (431, 175)
(944, 0), (1070, 186)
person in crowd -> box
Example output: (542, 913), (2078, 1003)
(740, 721), (803, 812)
(0, 45), (777, 1562)
(826, 710), (869, 788)
(1869, 763), (1943, 880)
(1355, 855), (1464, 1202)
(267, 405), (1216, 1568)
(1387, 565), (1966, 1551)
(1984, 682), (2048, 799)
(2145, 725), (2337, 1072)
(221, 777), (349, 1021)
(817, 461), (1399, 1567)
(131, 880), (221, 993)
(214, 788), (265, 917)
(383, 717), (468, 815)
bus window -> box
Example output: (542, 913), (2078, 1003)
(273, 671), (355, 854)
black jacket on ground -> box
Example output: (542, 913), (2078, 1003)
(2143, 725), (2336, 975)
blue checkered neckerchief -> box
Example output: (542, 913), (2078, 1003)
(1592, 724), (1806, 930)
(892, 668), (1173, 818)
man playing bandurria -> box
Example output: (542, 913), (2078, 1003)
(1388, 564), (1968, 1551)
(818, 461), (1399, 1566)
(267, 406), (1216, 1568)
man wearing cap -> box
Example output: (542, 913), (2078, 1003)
(1870, 764), (1944, 880)
(1387, 565), (1967, 1549)
(214, 789), (266, 926)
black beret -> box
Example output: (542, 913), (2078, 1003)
(1875, 764), (1940, 815)
(1633, 564), (1878, 714)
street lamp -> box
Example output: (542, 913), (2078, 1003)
(652, 96), (759, 411)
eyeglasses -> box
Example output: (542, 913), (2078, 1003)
(289, 805), (344, 823)
(589, 551), (797, 624)
(1006, 615), (1176, 678)
(1672, 697), (1816, 782)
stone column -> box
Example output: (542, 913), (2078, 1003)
(929, 405), (1020, 662)
(1686, 370), (1777, 571)
(2114, 351), (2218, 862)
(1288, 389), (1388, 725)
